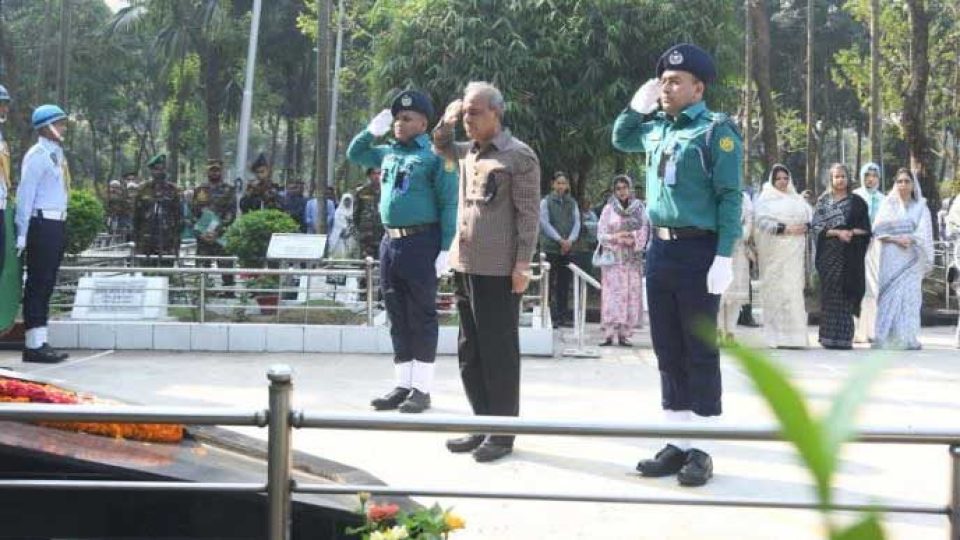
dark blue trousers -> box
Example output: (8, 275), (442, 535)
(23, 217), (66, 330)
(645, 234), (722, 416)
(379, 226), (440, 364)
(0, 209), (5, 272)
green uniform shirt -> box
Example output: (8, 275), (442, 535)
(612, 101), (742, 257)
(347, 130), (459, 249)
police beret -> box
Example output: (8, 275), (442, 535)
(147, 153), (166, 169)
(390, 90), (435, 121)
(656, 43), (717, 85)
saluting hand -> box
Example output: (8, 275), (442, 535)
(367, 109), (393, 137)
(442, 99), (463, 127)
(630, 78), (662, 114)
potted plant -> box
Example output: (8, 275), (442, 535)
(223, 210), (298, 315)
(245, 274), (281, 315)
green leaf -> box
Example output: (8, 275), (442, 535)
(823, 355), (889, 460)
(726, 343), (833, 506)
(830, 512), (885, 540)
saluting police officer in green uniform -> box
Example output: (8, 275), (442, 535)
(612, 44), (742, 487)
(347, 90), (458, 414)
(133, 154), (181, 266)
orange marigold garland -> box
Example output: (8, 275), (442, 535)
(0, 376), (184, 443)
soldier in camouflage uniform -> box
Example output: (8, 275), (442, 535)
(133, 154), (181, 266)
(239, 153), (282, 213)
(106, 180), (133, 240)
(352, 167), (383, 259)
(193, 159), (236, 288)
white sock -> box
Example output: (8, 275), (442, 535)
(689, 413), (721, 453)
(25, 327), (45, 349)
(394, 362), (413, 389)
(410, 360), (435, 394)
(662, 410), (693, 450)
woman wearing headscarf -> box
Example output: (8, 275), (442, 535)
(853, 162), (884, 343)
(325, 192), (357, 259)
(596, 175), (649, 346)
(811, 163), (871, 349)
(873, 168), (933, 349)
(754, 164), (812, 348)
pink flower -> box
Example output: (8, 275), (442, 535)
(367, 503), (400, 522)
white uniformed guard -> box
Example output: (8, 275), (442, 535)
(15, 104), (71, 363)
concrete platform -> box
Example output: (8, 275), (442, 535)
(3, 323), (958, 539)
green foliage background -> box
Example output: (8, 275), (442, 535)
(223, 208), (300, 267)
(65, 189), (105, 254)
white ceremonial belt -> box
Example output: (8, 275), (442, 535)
(35, 209), (67, 221)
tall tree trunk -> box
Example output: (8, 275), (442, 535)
(167, 59), (191, 185)
(269, 112), (281, 173)
(868, 0), (882, 163)
(0, 4), (28, 161)
(805, 0), (816, 195)
(284, 114), (295, 183)
(855, 118), (862, 180)
(749, 0), (779, 168)
(902, 0), (937, 223)
(56, 0), (70, 107)
(201, 44), (223, 161)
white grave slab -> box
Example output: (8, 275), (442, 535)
(72, 275), (169, 320)
(267, 234), (326, 261)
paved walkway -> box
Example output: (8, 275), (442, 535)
(2, 324), (958, 539)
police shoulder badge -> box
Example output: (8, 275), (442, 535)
(718, 136), (736, 153)
(668, 50), (684, 65)
(49, 152), (58, 166)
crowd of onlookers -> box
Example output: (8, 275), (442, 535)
(543, 162), (938, 351)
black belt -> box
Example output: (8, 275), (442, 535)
(654, 226), (716, 241)
(385, 223), (436, 239)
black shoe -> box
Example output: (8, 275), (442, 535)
(678, 448), (713, 487)
(370, 387), (410, 411)
(446, 434), (486, 453)
(618, 337), (632, 347)
(49, 344), (69, 361)
(22, 344), (67, 364)
(472, 441), (513, 463)
(398, 389), (431, 413)
(636, 444), (688, 477)
(598, 338), (613, 347)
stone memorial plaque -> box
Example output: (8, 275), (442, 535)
(72, 275), (169, 320)
(266, 234), (326, 261)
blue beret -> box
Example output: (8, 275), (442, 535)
(656, 43), (716, 85)
(391, 90), (435, 121)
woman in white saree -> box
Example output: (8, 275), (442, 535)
(754, 164), (811, 348)
(873, 168), (934, 350)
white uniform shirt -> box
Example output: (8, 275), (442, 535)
(15, 136), (68, 242)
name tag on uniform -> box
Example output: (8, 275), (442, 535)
(664, 157), (677, 186)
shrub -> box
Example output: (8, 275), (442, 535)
(222, 209), (299, 267)
(66, 189), (105, 254)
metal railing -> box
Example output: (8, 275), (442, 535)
(51, 256), (553, 328)
(0, 366), (957, 539)
(564, 262), (602, 358)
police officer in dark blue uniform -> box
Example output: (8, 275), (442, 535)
(347, 91), (459, 414)
(15, 104), (72, 363)
(613, 44), (743, 486)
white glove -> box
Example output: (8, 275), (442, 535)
(706, 256), (733, 295)
(434, 250), (450, 278)
(629, 78), (662, 114)
(15, 236), (25, 257)
(367, 109), (394, 137)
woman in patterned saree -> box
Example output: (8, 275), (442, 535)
(873, 168), (933, 349)
(754, 164), (811, 348)
(811, 163), (871, 349)
(597, 175), (649, 347)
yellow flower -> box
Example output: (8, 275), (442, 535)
(370, 525), (409, 540)
(444, 512), (466, 531)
